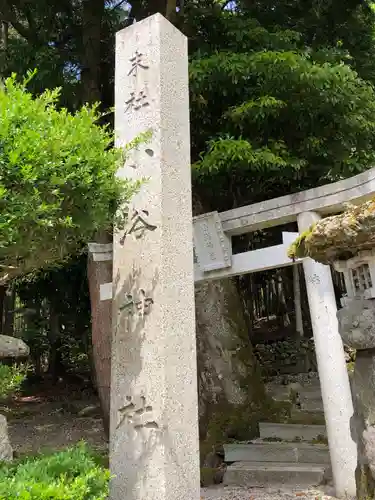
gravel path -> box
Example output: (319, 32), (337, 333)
(201, 485), (339, 500)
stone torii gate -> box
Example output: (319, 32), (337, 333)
(192, 169), (375, 499)
(89, 12), (375, 500)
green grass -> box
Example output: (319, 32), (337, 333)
(0, 442), (109, 499)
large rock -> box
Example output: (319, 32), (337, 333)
(349, 350), (375, 498)
(0, 335), (29, 359)
(288, 199), (375, 263)
(195, 278), (268, 448)
(0, 414), (12, 461)
(337, 298), (375, 350)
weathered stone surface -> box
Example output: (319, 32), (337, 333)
(297, 211), (357, 499)
(224, 442), (330, 464)
(224, 462), (326, 488)
(300, 400), (324, 413)
(196, 279), (264, 419)
(195, 277), (271, 456)
(363, 426), (375, 479)
(0, 415), (12, 461)
(259, 422), (326, 442)
(351, 351), (375, 433)
(110, 14), (199, 500)
(196, 279), (247, 415)
(337, 298), (375, 350)
(254, 337), (317, 377)
(289, 409), (325, 425)
(0, 335), (29, 359)
(348, 350), (375, 497)
(288, 199), (375, 264)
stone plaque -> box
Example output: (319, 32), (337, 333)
(193, 211), (232, 272)
(100, 282), (113, 301)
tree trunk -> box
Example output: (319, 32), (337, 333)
(0, 286), (6, 334)
(81, 0), (111, 436)
(131, 0), (167, 21)
(277, 273), (291, 327)
(196, 278), (271, 460)
(166, 0), (177, 20)
(3, 286), (15, 336)
(1, 21), (8, 50)
(87, 238), (112, 438)
(192, 194), (270, 460)
(294, 264), (304, 336)
(48, 301), (65, 383)
(81, 0), (104, 105)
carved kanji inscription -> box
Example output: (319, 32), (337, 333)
(120, 289), (154, 317)
(120, 209), (157, 244)
(125, 90), (149, 113)
(128, 50), (149, 77)
(117, 394), (158, 431)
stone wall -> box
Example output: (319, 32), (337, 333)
(254, 336), (355, 378)
(254, 337), (317, 377)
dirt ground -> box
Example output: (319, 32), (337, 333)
(3, 379), (107, 457)
(2, 380), (338, 499)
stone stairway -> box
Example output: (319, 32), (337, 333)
(223, 375), (331, 488)
(266, 375), (324, 411)
(223, 423), (330, 488)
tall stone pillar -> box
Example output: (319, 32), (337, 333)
(110, 14), (200, 500)
(297, 211), (356, 498)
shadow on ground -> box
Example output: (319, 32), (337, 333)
(2, 378), (108, 457)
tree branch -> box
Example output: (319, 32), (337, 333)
(0, 0), (39, 43)
(111, 0), (127, 9)
(166, 0), (176, 19)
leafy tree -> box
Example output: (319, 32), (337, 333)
(3, 0), (375, 444)
(237, 0), (375, 83)
(14, 254), (91, 381)
(188, 11), (375, 212)
(0, 364), (26, 399)
(0, 74), (137, 283)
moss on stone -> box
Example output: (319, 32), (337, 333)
(312, 435), (329, 445)
(288, 199), (375, 264)
(286, 411), (326, 426)
(200, 467), (217, 487)
(287, 225), (316, 260)
(200, 398), (292, 463)
(199, 278), (292, 465)
(356, 464), (375, 499)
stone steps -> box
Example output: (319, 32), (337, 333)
(259, 422), (327, 442)
(266, 382), (323, 406)
(299, 400), (324, 412)
(222, 377), (329, 489)
(224, 461), (326, 488)
(224, 441), (330, 464)
(289, 409), (325, 425)
(298, 387), (322, 398)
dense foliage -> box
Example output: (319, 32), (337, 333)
(0, 75), (138, 283)
(13, 255), (91, 379)
(1, 0), (375, 432)
(0, 364), (26, 399)
(189, 11), (375, 211)
(0, 444), (109, 499)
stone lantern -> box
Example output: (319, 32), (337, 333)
(334, 250), (375, 306)
(288, 199), (375, 499)
(0, 335), (29, 462)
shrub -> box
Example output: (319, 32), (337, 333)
(0, 443), (110, 499)
(0, 72), (139, 283)
(0, 364), (27, 400)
